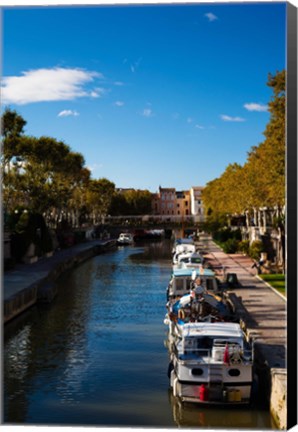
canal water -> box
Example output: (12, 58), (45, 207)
(3, 241), (277, 428)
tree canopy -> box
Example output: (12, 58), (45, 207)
(202, 70), (285, 220)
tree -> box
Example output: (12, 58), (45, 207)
(202, 70), (285, 217)
(245, 70), (285, 208)
(109, 189), (153, 216)
(85, 178), (115, 224)
(1, 108), (27, 172)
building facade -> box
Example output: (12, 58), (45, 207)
(190, 186), (205, 222)
(152, 186), (205, 221)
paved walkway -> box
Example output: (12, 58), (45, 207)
(198, 235), (287, 369)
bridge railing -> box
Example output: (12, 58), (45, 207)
(102, 215), (204, 226)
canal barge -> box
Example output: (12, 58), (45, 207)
(168, 322), (254, 405)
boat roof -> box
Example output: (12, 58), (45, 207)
(178, 252), (202, 258)
(175, 238), (194, 245)
(181, 322), (243, 339)
(172, 267), (215, 278)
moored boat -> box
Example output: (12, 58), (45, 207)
(173, 251), (204, 268)
(168, 321), (254, 405)
(166, 267), (220, 302)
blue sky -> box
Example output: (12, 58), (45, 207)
(1, 1), (286, 192)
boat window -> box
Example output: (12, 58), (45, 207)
(197, 337), (212, 349)
(192, 368), (204, 376)
(228, 369), (241, 377)
(191, 258), (201, 263)
(175, 279), (184, 291)
(206, 279), (214, 291)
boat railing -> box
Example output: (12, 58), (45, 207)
(176, 346), (253, 364)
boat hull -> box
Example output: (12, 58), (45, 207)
(170, 370), (252, 405)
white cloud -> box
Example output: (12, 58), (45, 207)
(187, 117), (193, 123)
(114, 101), (124, 107)
(195, 124), (204, 129)
(244, 103), (268, 112)
(205, 12), (218, 22)
(1, 67), (104, 105)
(142, 108), (154, 117)
(130, 57), (142, 73)
(114, 81), (124, 86)
(220, 114), (245, 122)
(58, 110), (79, 117)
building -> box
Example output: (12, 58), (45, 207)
(159, 187), (176, 215)
(176, 190), (191, 217)
(152, 186), (205, 222)
(190, 186), (205, 222)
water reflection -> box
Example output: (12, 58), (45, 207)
(169, 392), (275, 429)
(4, 241), (275, 428)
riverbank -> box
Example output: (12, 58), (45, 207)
(3, 239), (117, 324)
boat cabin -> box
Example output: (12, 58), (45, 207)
(167, 268), (219, 300)
(175, 251), (204, 268)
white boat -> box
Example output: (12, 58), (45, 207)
(165, 275), (234, 339)
(172, 238), (195, 255)
(166, 268), (220, 302)
(117, 233), (134, 245)
(172, 244), (197, 265)
(168, 321), (254, 405)
(174, 251), (204, 268)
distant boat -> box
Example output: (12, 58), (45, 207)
(117, 233), (134, 245)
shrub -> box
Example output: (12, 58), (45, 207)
(222, 238), (239, 254)
(238, 240), (250, 255)
(249, 240), (264, 260)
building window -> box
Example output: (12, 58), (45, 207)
(197, 200), (201, 205)
(185, 201), (188, 206)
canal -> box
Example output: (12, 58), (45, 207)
(3, 241), (277, 428)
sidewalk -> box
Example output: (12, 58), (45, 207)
(199, 235), (286, 369)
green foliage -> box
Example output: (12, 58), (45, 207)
(202, 213), (228, 234)
(10, 211), (53, 261)
(222, 238), (239, 254)
(213, 227), (241, 243)
(85, 178), (116, 221)
(260, 274), (285, 296)
(109, 189), (153, 216)
(201, 70), (285, 217)
(238, 240), (250, 254)
(249, 240), (264, 260)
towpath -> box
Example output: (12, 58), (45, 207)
(198, 234), (286, 370)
